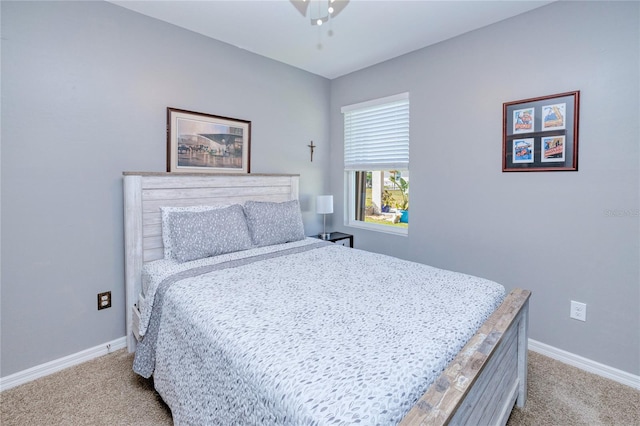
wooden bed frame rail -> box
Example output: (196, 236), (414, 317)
(401, 288), (530, 425)
(122, 172), (530, 426)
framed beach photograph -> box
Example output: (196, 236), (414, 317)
(503, 91), (579, 172)
(167, 108), (251, 174)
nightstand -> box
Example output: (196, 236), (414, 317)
(313, 232), (353, 248)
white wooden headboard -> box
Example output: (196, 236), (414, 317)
(122, 172), (300, 351)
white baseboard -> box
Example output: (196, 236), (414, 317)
(0, 336), (127, 392)
(529, 338), (640, 390)
(1, 337), (637, 393)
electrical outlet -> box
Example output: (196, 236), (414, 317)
(570, 300), (586, 321)
(98, 291), (112, 310)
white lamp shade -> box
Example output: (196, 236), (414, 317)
(316, 195), (334, 214)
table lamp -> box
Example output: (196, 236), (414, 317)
(316, 195), (333, 240)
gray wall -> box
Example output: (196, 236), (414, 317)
(330, 1), (639, 375)
(1, 1), (330, 376)
(2, 0), (639, 380)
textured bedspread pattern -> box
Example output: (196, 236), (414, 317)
(134, 240), (505, 425)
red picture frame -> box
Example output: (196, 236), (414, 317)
(503, 91), (579, 172)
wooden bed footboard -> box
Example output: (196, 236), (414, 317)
(400, 288), (531, 426)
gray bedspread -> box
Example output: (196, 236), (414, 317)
(134, 240), (505, 425)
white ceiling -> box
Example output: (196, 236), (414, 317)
(109, 0), (554, 79)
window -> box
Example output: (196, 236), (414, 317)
(342, 93), (409, 235)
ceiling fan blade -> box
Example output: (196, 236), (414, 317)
(289, 0), (310, 17)
(331, 0), (349, 18)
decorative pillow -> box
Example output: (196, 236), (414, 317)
(161, 205), (227, 259)
(243, 200), (306, 247)
(165, 204), (253, 263)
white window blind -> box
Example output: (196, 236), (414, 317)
(342, 92), (409, 171)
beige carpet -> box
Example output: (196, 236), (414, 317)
(507, 352), (639, 426)
(1, 350), (638, 425)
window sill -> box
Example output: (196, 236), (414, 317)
(346, 220), (408, 236)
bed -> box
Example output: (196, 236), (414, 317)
(123, 172), (531, 425)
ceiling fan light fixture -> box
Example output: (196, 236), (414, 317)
(295, 0), (348, 27)
(312, 16), (329, 26)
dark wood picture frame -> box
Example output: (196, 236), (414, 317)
(167, 108), (251, 174)
(503, 91), (579, 172)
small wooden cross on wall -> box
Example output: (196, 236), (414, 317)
(307, 140), (316, 162)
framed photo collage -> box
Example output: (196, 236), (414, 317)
(502, 91), (580, 172)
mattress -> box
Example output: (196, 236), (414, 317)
(133, 240), (505, 425)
